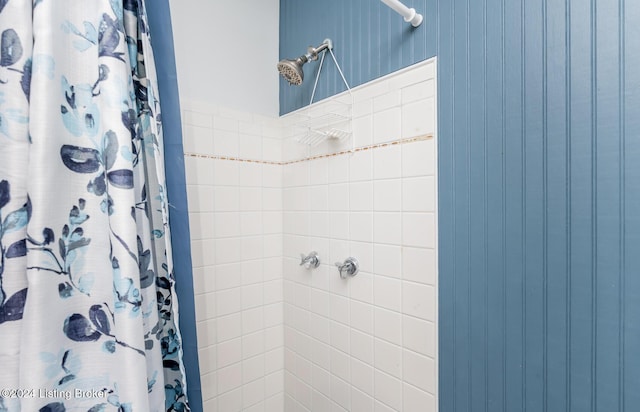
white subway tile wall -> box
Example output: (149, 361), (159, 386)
(280, 60), (437, 412)
(183, 58), (437, 412)
(184, 104), (285, 412)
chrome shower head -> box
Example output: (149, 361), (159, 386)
(277, 55), (308, 86)
(277, 39), (333, 86)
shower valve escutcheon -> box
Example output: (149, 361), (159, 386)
(335, 257), (359, 279)
(300, 252), (320, 269)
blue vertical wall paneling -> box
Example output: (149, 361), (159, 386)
(522, 1), (545, 410)
(595, 1), (624, 410)
(278, 0), (640, 411)
(279, 0), (433, 114)
(436, 0), (457, 408)
(623, 4), (640, 410)
(544, 0), (569, 409)
(484, 0), (506, 409)
(568, 0), (594, 410)
(145, 3), (203, 411)
(502, 0), (526, 409)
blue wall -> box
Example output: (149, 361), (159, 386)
(280, 0), (640, 410)
(279, 0), (435, 115)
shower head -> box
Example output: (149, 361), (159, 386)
(277, 55), (308, 86)
(277, 39), (333, 86)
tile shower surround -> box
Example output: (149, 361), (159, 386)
(183, 59), (437, 412)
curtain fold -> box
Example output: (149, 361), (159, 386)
(0, 1), (189, 411)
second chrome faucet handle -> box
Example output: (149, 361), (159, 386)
(335, 257), (359, 279)
(300, 251), (320, 269)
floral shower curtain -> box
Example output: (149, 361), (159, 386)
(0, 1), (189, 411)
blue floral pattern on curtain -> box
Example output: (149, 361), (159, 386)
(0, 1), (189, 411)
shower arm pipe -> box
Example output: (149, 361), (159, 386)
(305, 39), (332, 62)
(380, 0), (423, 27)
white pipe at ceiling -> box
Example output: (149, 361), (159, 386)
(380, 0), (423, 27)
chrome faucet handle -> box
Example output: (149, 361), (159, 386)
(299, 251), (320, 269)
(334, 257), (359, 279)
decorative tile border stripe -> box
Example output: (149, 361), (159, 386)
(183, 153), (283, 165)
(184, 133), (433, 166)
